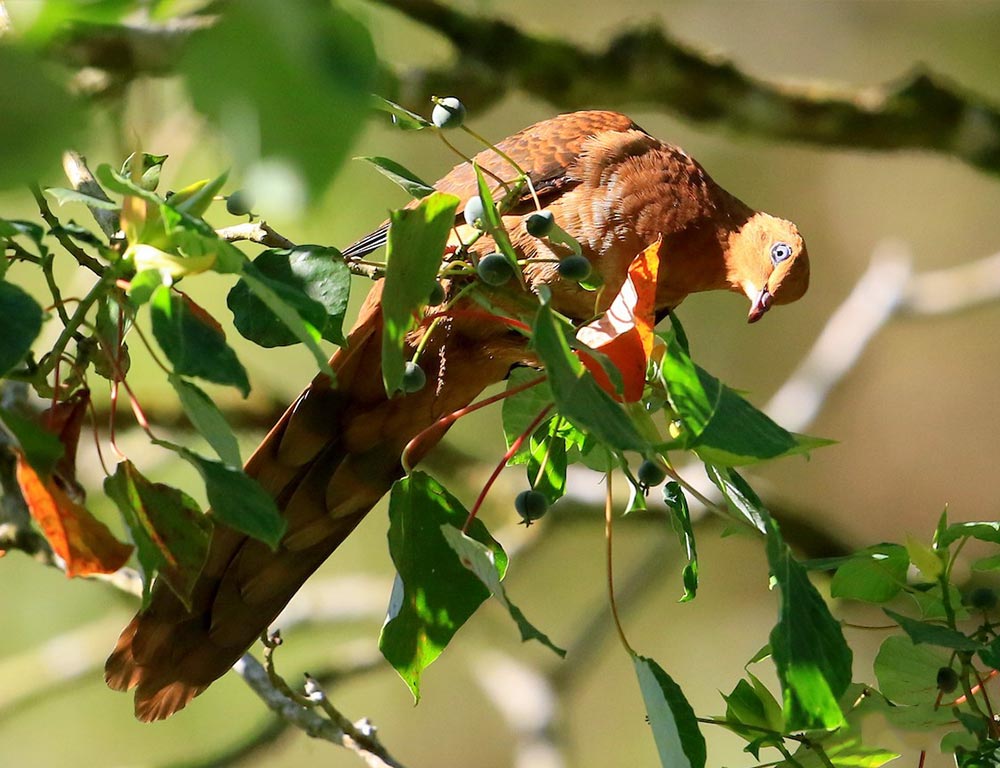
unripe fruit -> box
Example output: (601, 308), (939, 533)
(557, 255), (592, 282)
(515, 489), (548, 524)
(476, 253), (513, 286)
(226, 189), (254, 216)
(463, 196), (487, 229)
(637, 459), (667, 487)
(428, 281), (446, 306)
(432, 97), (466, 129)
(525, 210), (554, 237)
(936, 666), (959, 694)
(968, 586), (998, 611)
(401, 361), (427, 393)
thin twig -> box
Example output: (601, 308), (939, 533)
(31, 184), (106, 274)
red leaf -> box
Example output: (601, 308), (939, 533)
(576, 238), (661, 402)
(15, 455), (133, 577)
(41, 388), (90, 493)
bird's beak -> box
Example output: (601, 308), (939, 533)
(747, 287), (772, 324)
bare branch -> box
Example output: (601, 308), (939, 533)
(373, 0), (1000, 179)
(215, 221), (296, 250)
(231, 654), (407, 768)
(216, 221), (386, 279)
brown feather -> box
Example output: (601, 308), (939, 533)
(106, 110), (809, 720)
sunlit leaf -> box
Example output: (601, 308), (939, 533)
(664, 482), (698, 602)
(381, 192), (459, 394)
(633, 654), (706, 768)
(380, 471), (507, 701)
(228, 246), (351, 347)
(15, 455), (133, 577)
(766, 515), (852, 730)
(440, 524), (565, 656)
(358, 156), (435, 198)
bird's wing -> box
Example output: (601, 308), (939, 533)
(342, 110), (641, 260)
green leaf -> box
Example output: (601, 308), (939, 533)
(381, 192), (460, 394)
(884, 609), (983, 651)
(380, 471), (507, 701)
(104, 460), (211, 609)
(830, 544), (909, 603)
(705, 464), (767, 533)
(979, 635), (1000, 671)
(237, 269), (334, 376)
(372, 95), (433, 130)
(473, 164), (522, 274)
(766, 515), (852, 730)
(660, 335), (831, 464)
(0, 281), (44, 377)
(158, 441), (285, 549)
(45, 187), (121, 210)
(633, 654), (706, 768)
(228, 246), (351, 347)
(874, 635), (952, 705)
(173, 171), (229, 218)
(168, 375), (243, 467)
(149, 285), (251, 396)
(723, 677), (784, 744)
(127, 269), (165, 307)
(526, 423), (567, 505)
(0, 407), (64, 475)
(358, 156), (434, 198)
(0, 218), (45, 245)
(182, 0), (375, 198)
(938, 521), (1000, 548)
(0, 45), (85, 189)
(664, 482), (698, 602)
(95, 163), (163, 207)
(502, 368), (555, 464)
(440, 524), (565, 656)
(532, 302), (647, 453)
(972, 554), (1000, 571)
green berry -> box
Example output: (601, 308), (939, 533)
(226, 189), (254, 216)
(515, 490), (548, 524)
(637, 459), (667, 487)
(477, 253), (513, 286)
(936, 666), (959, 694)
(401, 361), (427, 393)
(428, 281), (446, 306)
(525, 210), (554, 237)
(557, 255), (592, 282)
(432, 97), (466, 129)
(968, 586), (998, 611)
(463, 196), (487, 229)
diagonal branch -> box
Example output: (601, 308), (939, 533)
(372, 0), (1000, 179)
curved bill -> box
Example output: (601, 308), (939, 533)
(747, 287), (772, 324)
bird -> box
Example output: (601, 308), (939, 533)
(105, 109), (809, 721)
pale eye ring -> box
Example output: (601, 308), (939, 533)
(770, 242), (793, 264)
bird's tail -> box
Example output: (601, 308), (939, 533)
(105, 282), (525, 721)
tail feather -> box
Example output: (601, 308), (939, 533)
(105, 282), (529, 720)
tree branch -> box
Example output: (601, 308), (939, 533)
(372, 0), (1000, 178)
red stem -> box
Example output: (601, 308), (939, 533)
(462, 403), (553, 534)
(401, 374), (547, 473)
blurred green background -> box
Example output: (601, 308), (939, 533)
(2, 1), (1000, 766)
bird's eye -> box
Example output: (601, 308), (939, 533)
(770, 242), (793, 264)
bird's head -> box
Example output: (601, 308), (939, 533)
(727, 212), (810, 323)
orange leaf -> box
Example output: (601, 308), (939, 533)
(41, 388), (90, 492)
(15, 455), (133, 577)
(576, 238), (661, 402)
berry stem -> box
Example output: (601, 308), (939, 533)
(401, 374), (548, 475)
(605, 468), (635, 656)
(461, 403), (553, 534)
